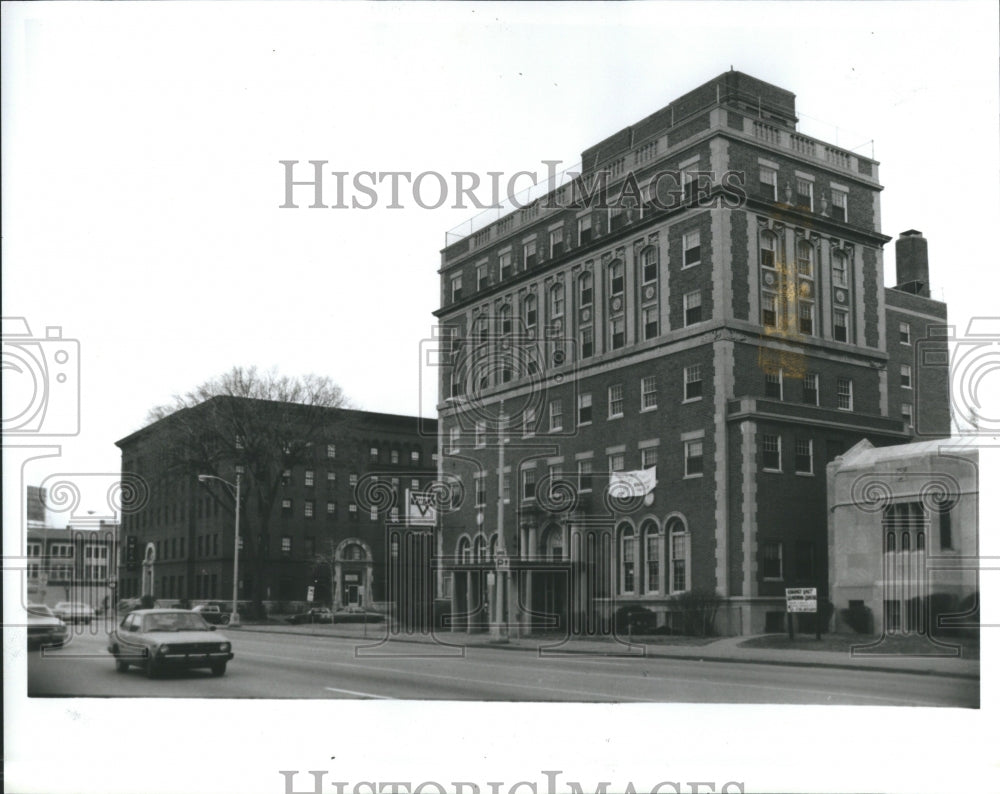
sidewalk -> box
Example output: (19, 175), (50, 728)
(230, 620), (980, 680)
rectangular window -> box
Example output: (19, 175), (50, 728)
(684, 364), (703, 401)
(550, 227), (564, 258)
(391, 450), (399, 464)
(522, 405), (536, 437)
(837, 377), (854, 411)
(832, 254), (848, 287)
(521, 468), (537, 500)
(578, 215), (592, 246)
(683, 230), (701, 268)
(900, 322), (911, 346)
(834, 309), (849, 342)
(549, 399), (563, 432)
(765, 369), (783, 400)
(759, 165), (778, 200)
(831, 189), (847, 222)
(803, 373), (819, 406)
(281, 536), (292, 554)
(902, 402), (913, 429)
(327, 501), (336, 517)
(609, 317), (625, 350)
(349, 473), (359, 487)
(901, 364), (912, 389)
(451, 274), (463, 302)
(579, 274), (593, 307)
(281, 469), (291, 486)
(550, 285), (564, 318)
(762, 433), (782, 471)
(609, 261), (624, 295)
(795, 438), (813, 474)
(799, 301), (814, 335)
(641, 447), (658, 469)
(327, 444), (336, 459)
(684, 291), (702, 326)
(762, 292), (777, 328)
(281, 498), (292, 512)
(577, 393), (593, 425)
(646, 534), (660, 593)
(577, 459), (593, 492)
(608, 452), (625, 473)
(499, 251), (512, 280)
(608, 384), (624, 418)
(671, 533), (687, 592)
(523, 239), (537, 268)
(643, 306), (658, 340)
(641, 376), (657, 410)
(477, 263), (490, 291)
(795, 178), (813, 211)
(684, 439), (704, 477)
(448, 426), (460, 453)
(761, 541), (783, 580)
(642, 249), (658, 283)
(580, 327), (594, 358)
(305, 500), (315, 518)
(304, 469), (315, 487)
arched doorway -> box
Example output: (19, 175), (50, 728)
(334, 538), (374, 609)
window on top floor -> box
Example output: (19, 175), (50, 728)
(477, 263), (490, 291)
(831, 188), (848, 222)
(795, 178), (813, 212)
(578, 215), (592, 246)
(550, 227), (564, 258)
(499, 251), (512, 280)
(683, 231), (701, 268)
(523, 239), (537, 268)
(900, 322), (911, 346)
(759, 165), (778, 201)
(451, 274), (463, 302)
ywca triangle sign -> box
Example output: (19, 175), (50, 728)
(406, 489), (436, 527)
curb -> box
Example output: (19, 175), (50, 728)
(230, 625), (980, 681)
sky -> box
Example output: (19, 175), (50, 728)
(3, 3), (999, 794)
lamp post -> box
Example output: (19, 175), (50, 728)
(491, 401), (508, 641)
(197, 473), (241, 626)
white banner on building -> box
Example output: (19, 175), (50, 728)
(608, 467), (658, 501)
(406, 489), (436, 526)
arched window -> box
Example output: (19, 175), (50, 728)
(579, 272), (593, 307)
(641, 247), (658, 284)
(489, 534), (498, 561)
(458, 537), (471, 564)
(474, 535), (487, 562)
(796, 240), (814, 277)
(523, 295), (537, 329)
(667, 517), (689, 593)
(499, 304), (512, 336)
(642, 520), (661, 594)
(550, 284), (564, 318)
(619, 523), (636, 594)
(609, 260), (624, 296)
(760, 231), (777, 269)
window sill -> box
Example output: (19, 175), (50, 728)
(607, 414), (623, 421)
(639, 406), (658, 414)
(794, 471), (815, 477)
(682, 397), (702, 405)
(683, 473), (704, 480)
(682, 263), (700, 270)
(762, 467), (782, 474)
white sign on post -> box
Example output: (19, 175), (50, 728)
(785, 587), (817, 613)
(306, 586), (315, 603)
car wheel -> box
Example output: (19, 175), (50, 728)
(210, 661), (227, 676)
(220, 615), (230, 625)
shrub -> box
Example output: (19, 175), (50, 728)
(674, 588), (723, 636)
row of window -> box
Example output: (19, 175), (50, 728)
(757, 164), (849, 221)
(763, 370), (857, 411)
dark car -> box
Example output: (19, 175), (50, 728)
(27, 604), (69, 649)
(285, 607), (333, 625)
(108, 608), (234, 677)
(191, 604), (230, 625)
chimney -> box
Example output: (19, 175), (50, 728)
(895, 230), (930, 297)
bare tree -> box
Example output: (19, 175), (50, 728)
(145, 366), (350, 615)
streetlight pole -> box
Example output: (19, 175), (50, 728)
(197, 473), (241, 626)
(491, 400), (508, 641)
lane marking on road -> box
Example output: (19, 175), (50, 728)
(323, 686), (393, 699)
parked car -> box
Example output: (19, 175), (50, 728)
(107, 609), (234, 677)
(285, 607), (333, 625)
(27, 604), (69, 649)
(192, 604), (230, 625)
(53, 601), (95, 625)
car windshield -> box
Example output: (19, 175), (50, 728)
(142, 613), (210, 632)
(28, 605), (54, 617)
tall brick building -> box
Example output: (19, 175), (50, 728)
(433, 71), (949, 636)
(116, 398), (437, 611)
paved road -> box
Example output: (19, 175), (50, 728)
(27, 628), (978, 706)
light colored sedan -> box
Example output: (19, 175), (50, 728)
(27, 604), (69, 649)
(53, 601), (95, 625)
(107, 609), (234, 677)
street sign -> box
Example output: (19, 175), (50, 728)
(785, 587), (817, 613)
(306, 586), (315, 603)
(496, 552), (509, 572)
